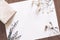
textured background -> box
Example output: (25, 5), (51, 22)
(5, 0), (25, 3)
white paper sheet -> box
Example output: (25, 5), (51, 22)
(6, 0), (60, 40)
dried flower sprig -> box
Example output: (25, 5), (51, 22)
(32, 0), (52, 15)
(8, 20), (21, 40)
(32, 0), (41, 15)
(45, 22), (59, 33)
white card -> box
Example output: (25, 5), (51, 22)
(6, 0), (60, 40)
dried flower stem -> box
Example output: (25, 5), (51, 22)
(8, 20), (21, 40)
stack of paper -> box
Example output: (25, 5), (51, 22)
(0, 1), (15, 24)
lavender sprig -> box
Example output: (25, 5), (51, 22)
(8, 20), (21, 40)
